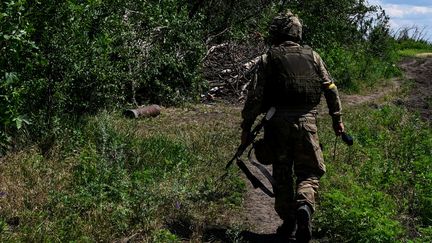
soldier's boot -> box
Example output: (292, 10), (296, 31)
(296, 204), (312, 243)
(276, 218), (296, 242)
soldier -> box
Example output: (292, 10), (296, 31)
(240, 10), (344, 242)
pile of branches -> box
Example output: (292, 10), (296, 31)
(202, 36), (267, 102)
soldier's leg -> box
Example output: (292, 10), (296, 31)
(265, 119), (297, 239)
(293, 118), (325, 210)
(273, 155), (297, 241)
(293, 118), (326, 242)
(273, 158), (295, 220)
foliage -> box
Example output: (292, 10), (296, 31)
(397, 39), (432, 51)
(192, 0), (401, 92)
(2, 0), (432, 241)
(284, 0), (400, 91)
(317, 43), (399, 92)
(0, 0), (206, 152)
(317, 104), (432, 242)
(396, 39), (432, 57)
(317, 186), (402, 242)
(0, 106), (244, 241)
(393, 26), (432, 57)
(0, 0), (38, 154)
(2, 101), (431, 241)
(0, 0), (405, 153)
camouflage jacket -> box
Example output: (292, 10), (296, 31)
(241, 41), (342, 131)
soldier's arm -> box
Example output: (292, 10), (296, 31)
(241, 54), (268, 131)
(313, 51), (342, 124)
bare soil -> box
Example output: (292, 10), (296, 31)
(238, 56), (432, 242)
(399, 55), (432, 122)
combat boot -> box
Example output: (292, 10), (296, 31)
(276, 219), (296, 242)
(296, 204), (312, 243)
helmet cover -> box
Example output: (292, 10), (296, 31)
(269, 10), (302, 41)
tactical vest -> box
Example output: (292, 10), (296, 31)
(264, 44), (322, 111)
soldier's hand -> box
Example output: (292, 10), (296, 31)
(241, 130), (250, 146)
(333, 122), (345, 136)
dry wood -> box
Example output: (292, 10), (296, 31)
(202, 36), (266, 102)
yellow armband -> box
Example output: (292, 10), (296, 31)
(323, 83), (337, 90)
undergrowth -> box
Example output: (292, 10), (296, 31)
(0, 106), (245, 242)
(318, 44), (400, 93)
(316, 102), (432, 242)
(2, 97), (431, 242)
(396, 39), (432, 57)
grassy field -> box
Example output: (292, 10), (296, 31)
(317, 102), (432, 242)
(398, 49), (432, 57)
(1, 64), (432, 242)
(0, 104), (247, 242)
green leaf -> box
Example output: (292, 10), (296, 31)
(12, 116), (31, 130)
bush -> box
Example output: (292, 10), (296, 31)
(0, 0), (207, 152)
(317, 186), (402, 242)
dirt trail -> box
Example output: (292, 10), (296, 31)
(399, 55), (432, 121)
(240, 55), (432, 241)
(341, 79), (401, 107)
(241, 79), (402, 240)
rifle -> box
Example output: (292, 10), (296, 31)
(224, 107), (276, 197)
(225, 107), (276, 170)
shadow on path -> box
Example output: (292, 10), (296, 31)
(239, 231), (283, 242)
(203, 227), (283, 242)
(204, 228), (325, 242)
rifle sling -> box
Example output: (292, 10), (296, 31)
(247, 147), (277, 189)
(236, 158), (275, 198)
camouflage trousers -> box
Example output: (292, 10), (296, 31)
(264, 113), (325, 221)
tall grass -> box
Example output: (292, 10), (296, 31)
(319, 44), (400, 93)
(396, 38), (432, 57)
(0, 105), (245, 241)
(2, 98), (432, 241)
(316, 102), (432, 242)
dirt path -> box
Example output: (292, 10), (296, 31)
(240, 56), (432, 241)
(241, 81), (402, 240)
(399, 56), (432, 121)
(341, 79), (401, 107)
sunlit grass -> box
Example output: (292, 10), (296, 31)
(0, 103), (246, 242)
(1, 93), (432, 241)
(398, 49), (432, 57)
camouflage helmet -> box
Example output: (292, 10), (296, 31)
(269, 10), (302, 41)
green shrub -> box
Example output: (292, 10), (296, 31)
(414, 227), (432, 242)
(396, 38), (432, 57)
(153, 229), (181, 243)
(317, 186), (403, 242)
(0, 0), (207, 152)
(397, 39), (432, 51)
(316, 44), (399, 93)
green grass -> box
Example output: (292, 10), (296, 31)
(398, 49), (432, 57)
(396, 39), (432, 57)
(1, 80), (432, 242)
(316, 101), (432, 242)
(319, 45), (400, 94)
(0, 105), (246, 242)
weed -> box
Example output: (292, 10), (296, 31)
(316, 103), (432, 242)
(0, 105), (245, 241)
